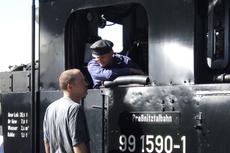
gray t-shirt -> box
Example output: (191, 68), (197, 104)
(43, 97), (89, 153)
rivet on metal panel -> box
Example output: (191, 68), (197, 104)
(70, 9), (75, 13)
(100, 88), (112, 97)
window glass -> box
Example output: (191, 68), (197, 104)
(207, 0), (229, 69)
(212, 0), (225, 60)
(98, 21), (123, 53)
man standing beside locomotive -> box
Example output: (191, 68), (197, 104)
(43, 69), (89, 153)
(87, 39), (144, 88)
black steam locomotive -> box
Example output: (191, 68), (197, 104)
(1, 0), (230, 153)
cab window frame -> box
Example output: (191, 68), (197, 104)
(64, 3), (149, 89)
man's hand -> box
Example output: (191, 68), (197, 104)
(44, 141), (50, 153)
(73, 143), (88, 153)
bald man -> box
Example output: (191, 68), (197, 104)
(43, 69), (89, 153)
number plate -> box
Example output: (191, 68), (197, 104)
(108, 112), (184, 153)
(119, 135), (186, 153)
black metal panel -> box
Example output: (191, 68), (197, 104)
(148, 0), (194, 85)
(104, 86), (199, 153)
(83, 89), (103, 153)
(195, 90), (230, 153)
(102, 84), (230, 153)
(12, 72), (30, 92)
(0, 71), (38, 93)
(1, 93), (32, 153)
(0, 72), (11, 93)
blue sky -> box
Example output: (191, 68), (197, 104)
(0, 0), (32, 71)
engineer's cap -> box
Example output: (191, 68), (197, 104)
(90, 39), (114, 57)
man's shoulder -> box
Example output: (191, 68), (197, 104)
(45, 98), (81, 116)
(45, 98), (61, 111)
(87, 59), (100, 70)
(88, 59), (98, 66)
(47, 97), (79, 109)
(60, 97), (81, 108)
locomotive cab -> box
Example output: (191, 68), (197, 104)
(64, 3), (149, 88)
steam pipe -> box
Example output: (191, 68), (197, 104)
(103, 75), (150, 88)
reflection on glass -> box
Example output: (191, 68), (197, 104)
(206, 0), (230, 69)
(208, 0), (225, 60)
(213, 0), (224, 59)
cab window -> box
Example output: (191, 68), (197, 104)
(195, 0), (230, 83)
(65, 3), (148, 88)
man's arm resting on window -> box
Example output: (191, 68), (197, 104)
(90, 66), (130, 80)
(44, 140), (50, 153)
(73, 142), (88, 153)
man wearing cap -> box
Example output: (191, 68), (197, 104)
(87, 39), (144, 88)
